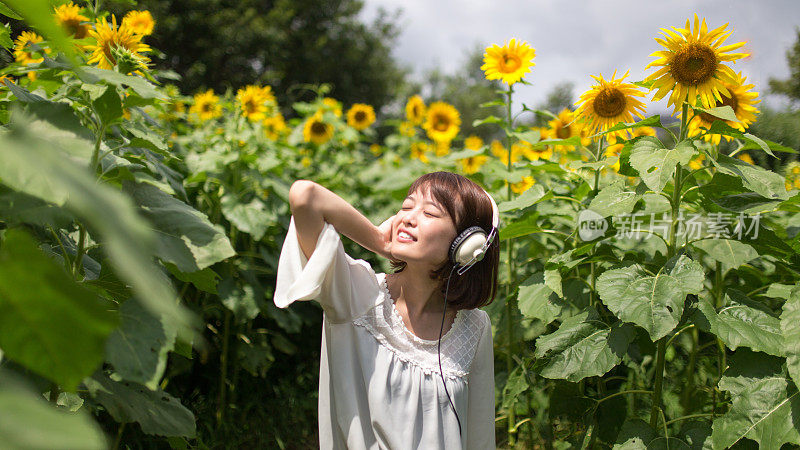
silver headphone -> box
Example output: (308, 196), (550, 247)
(447, 187), (499, 275)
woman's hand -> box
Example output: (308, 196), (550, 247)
(376, 215), (396, 261)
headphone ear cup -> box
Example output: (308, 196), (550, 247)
(449, 226), (486, 266)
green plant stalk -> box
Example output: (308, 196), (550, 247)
(111, 422), (125, 450)
(49, 383), (59, 404)
(73, 122), (107, 278)
(713, 261), (727, 418)
(650, 102), (690, 430)
(216, 309), (232, 428)
(681, 328), (699, 410)
(504, 85), (518, 446)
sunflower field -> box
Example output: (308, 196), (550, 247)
(1, 1), (800, 449)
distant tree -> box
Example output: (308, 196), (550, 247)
(769, 27), (800, 105)
(530, 82), (575, 127)
(108, 0), (408, 111)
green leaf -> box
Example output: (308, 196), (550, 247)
(0, 188), (75, 228)
(694, 291), (784, 357)
(568, 156), (618, 171)
(712, 349), (800, 450)
(0, 370), (106, 450)
(630, 137), (697, 193)
(517, 273), (567, 325)
(594, 115), (667, 138)
(765, 283), (796, 300)
(92, 85), (122, 125)
(124, 181), (235, 272)
(497, 184), (551, 212)
(501, 365), (529, 411)
(165, 263), (220, 294)
(589, 179), (641, 218)
(0, 23), (12, 48)
(511, 129), (541, 143)
(77, 67), (165, 100)
(0, 3), (22, 19)
(782, 286), (800, 389)
(128, 123), (168, 153)
(473, 115), (504, 127)
(500, 212), (542, 240)
(220, 194), (274, 240)
(0, 229), (118, 391)
(534, 308), (635, 382)
(597, 255), (704, 340)
(84, 372), (196, 438)
(0, 113), (197, 336)
(704, 121), (777, 158)
(691, 239), (758, 270)
(219, 277), (260, 323)
(697, 105), (738, 122)
(530, 135), (583, 150)
(709, 154), (789, 201)
(613, 419), (657, 449)
(105, 299), (176, 390)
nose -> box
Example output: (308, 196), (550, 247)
(401, 208), (419, 226)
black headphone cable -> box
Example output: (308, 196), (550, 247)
(438, 265), (462, 437)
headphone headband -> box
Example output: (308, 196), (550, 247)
(449, 186), (499, 275)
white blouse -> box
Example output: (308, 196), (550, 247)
(274, 217), (496, 449)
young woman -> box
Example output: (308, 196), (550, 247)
(275, 171), (499, 449)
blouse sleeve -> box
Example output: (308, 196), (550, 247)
(274, 215), (383, 323)
(465, 312), (496, 449)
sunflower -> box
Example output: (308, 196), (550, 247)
(263, 114), (287, 140)
(510, 176), (536, 194)
(189, 89), (222, 122)
(645, 15), (748, 112)
(14, 31), (49, 65)
(405, 95), (426, 125)
(346, 103), (376, 130)
(434, 140), (451, 157)
(87, 15), (151, 71)
(411, 142), (430, 164)
(303, 112), (333, 145)
(605, 126), (657, 156)
(423, 101), (460, 142)
(688, 153), (706, 170)
(369, 144), (382, 156)
(460, 155), (488, 175)
(122, 10), (155, 36)
(481, 38), (536, 86)
(237, 85), (275, 121)
(0, 75), (11, 89)
(736, 153), (754, 165)
(54, 3), (90, 39)
(464, 135), (484, 151)
(321, 97), (342, 117)
(574, 70), (647, 137)
(684, 72), (760, 145)
(547, 108), (590, 152)
(398, 121), (416, 137)
(786, 162), (800, 191)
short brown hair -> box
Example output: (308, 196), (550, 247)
(390, 172), (500, 310)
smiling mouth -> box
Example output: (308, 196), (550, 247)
(397, 230), (416, 242)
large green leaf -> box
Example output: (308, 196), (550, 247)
(77, 67), (165, 100)
(710, 154), (790, 201)
(0, 229), (118, 391)
(0, 112), (197, 334)
(0, 187), (74, 229)
(105, 299), (176, 390)
(691, 239), (758, 271)
(497, 184), (552, 212)
(517, 273), (567, 325)
(694, 291), (784, 357)
(219, 277), (260, 324)
(0, 371), (106, 449)
(597, 255), (704, 340)
(589, 179), (641, 218)
(220, 194), (274, 241)
(712, 350), (800, 450)
(84, 372), (196, 438)
(613, 419), (697, 450)
(500, 212), (542, 240)
(629, 137), (696, 193)
(534, 308), (634, 382)
(782, 286), (800, 389)
(124, 181), (235, 272)
(501, 364), (529, 411)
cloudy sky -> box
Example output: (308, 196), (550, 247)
(360, 0), (799, 114)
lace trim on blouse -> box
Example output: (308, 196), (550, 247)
(353, 273), (486, 380)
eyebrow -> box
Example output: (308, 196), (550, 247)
(404, 195), (444, 211)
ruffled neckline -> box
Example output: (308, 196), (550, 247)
(376, 273), (465, 346)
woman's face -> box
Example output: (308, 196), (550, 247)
(390, 187), (458, 268)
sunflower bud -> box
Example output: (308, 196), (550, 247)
(111, 44), (149, 74)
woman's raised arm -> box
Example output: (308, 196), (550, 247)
(288, 180), (392, 261)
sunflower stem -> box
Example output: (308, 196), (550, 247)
(504, 84), (518, 447)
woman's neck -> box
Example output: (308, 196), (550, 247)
(389, 266), (450, 317)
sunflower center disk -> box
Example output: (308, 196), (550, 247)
(700, 93), (739, 123)
(434, 116), (449, 132)
(670, 43), (717, 85)
(593, 88), (627, 118)
(311, 122), (327, 135)
(501, 54), (521, 72)
(555, 125), (572, 139)
(355, 111), (366, 122)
